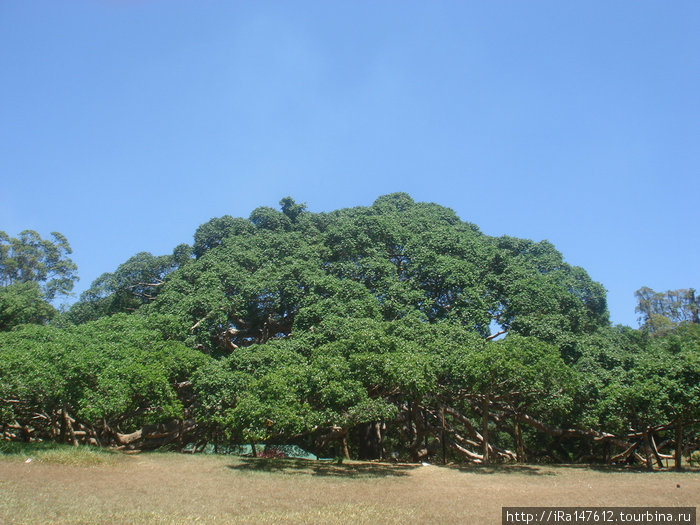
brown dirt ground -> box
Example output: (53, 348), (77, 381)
(0, 454), (698, 524)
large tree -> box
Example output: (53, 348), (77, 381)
(0, 230), (78, 330)
(10, 195), (694, 468)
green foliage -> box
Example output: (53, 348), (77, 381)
(635, 286), (699, 334)
(279, 196), (307, 223)
(574, 323), (700, 435)
(249, 206), (292, 231)
(146, 194), (609, 357)
(491, 238), (608, 341)
(0, 281), (56, 330)
(0, 314), (208, 436)
(0, 230), (78, 301)
(68, 246), (192, 324)
(454, 336), (574, 409)
(0, 230), (76, 330)
(193, 216), (254, 258)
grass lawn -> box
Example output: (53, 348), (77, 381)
(0, 446), (698, 524)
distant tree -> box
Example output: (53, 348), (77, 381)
(0, 230), (78, 330)
(0, 230), (78, 300)
(635, 287), (699, 334)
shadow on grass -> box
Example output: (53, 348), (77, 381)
(570, 463), (699, 474)
(227, 458), (420, 478)
(446, 463), (553, 476)
(450, 463), (700, 475)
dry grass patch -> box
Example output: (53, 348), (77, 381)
(0, 442), (118, 467)
(0, 451), (697, 524)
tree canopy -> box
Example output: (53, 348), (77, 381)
(1, 195), (697, 469)
(143, 194), (608, 356)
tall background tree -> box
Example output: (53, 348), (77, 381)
(0, 230), (78, 330)
(635, 286), (699, 335)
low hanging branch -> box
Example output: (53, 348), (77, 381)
(115, 420), (198, 450)
(432, 395), (681, 467)
(421, 404), (517, 463)
(517, 414), (632, 450)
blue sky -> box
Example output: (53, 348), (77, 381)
(2, 1), (698, 327)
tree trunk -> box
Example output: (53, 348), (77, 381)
(63, 407), (78, 447)
(642, 427), (654, 471)
(59, 409), (67, 443)
(482, 394), (490, 465)
(650, 433), (665, 469)
(356, 422), (383, 460)
(341, 436), (350, 460)
(675, 420), (683, 471)
(251, 442), (257, 457)
(423, 410), (429, 451)
(514, 414), (525, 462)
(377, 421), (385, 460)
(441, 406), (447, 465)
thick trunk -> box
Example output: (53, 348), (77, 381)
(115, 420), (196, 449)
(441, 406), (447, 465)
(116, 428), (144, 445)
(63, 408), (78, 447)
(341, 436), (350, 460)
(356, 422), (384, 460)
(376, 421), (385, 460)
(406, 404), (430, 462)
(482, 394), (490, 465)
(514, 414), (525, 462)
(642, 427), (654, 471)
(59, 409), (67, 443)
(650, 433), (665, 469)
(610, 442), (639, 464)
(423, 410), (429, 451)
(675, 420), (683, 471)
(449, 441), (484, 462)
(318, 426), (349, 459)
